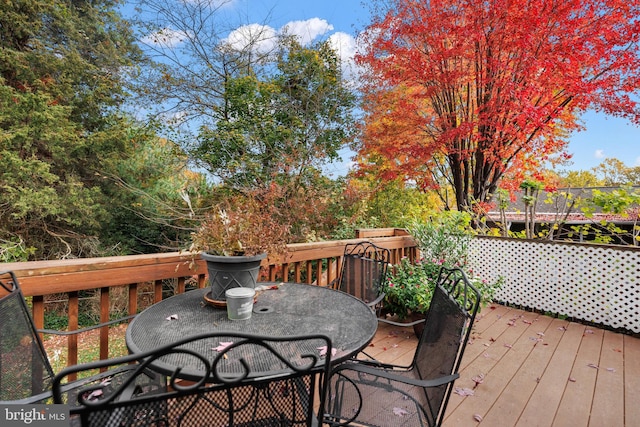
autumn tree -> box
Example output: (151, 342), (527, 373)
(593, 158), (640, 186)
(356, 0), (640, 214)
(559, 170), (603, 188)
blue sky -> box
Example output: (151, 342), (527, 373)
(129, 0), (640, 176)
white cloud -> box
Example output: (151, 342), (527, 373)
(280, 18), (334, 45)
(223, 24), (278, 55)
(635, 156), (640, 166)
(142, 28), (191, 49)
(595, 149), (605, 159)
(328, 32), (359, 81)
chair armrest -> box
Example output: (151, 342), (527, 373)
(332, 362), (459, 389)
(377, 317), (426, 327)
(366, 293), (385, 309)
(348, 357), (412, 371)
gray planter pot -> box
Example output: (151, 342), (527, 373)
(201, 252), (267, 301)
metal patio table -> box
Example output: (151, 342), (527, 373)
(125, 282), (378, 382)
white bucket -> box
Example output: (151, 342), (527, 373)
(225, 287), (256, 320)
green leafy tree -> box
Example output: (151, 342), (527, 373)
(559, 170), (604, 188)
(193, 37), (356, 192)
(100, 123), (210, 254)
(593, 158), (640, 186)
(0, 0), (144, 260)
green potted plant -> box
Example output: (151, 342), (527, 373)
(190, 191), (291, 301)
(381, 212), (503, 336)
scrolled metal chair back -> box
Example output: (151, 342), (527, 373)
(53, 332), (333, 427)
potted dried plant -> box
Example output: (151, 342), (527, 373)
(190, 192), (291, 301)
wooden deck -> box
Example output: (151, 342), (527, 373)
(364, 304), (640, 427)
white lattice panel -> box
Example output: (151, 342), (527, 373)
(468, 237), (640, 333)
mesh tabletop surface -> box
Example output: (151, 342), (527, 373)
(126, 282), (377, 381)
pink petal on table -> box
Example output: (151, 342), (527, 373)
(317, 346), (337, 357)
(212, 342), (234, 352)
(392, 407), (409, 417)
(87, 389), (103, 401)
(165, 314), (178, 320)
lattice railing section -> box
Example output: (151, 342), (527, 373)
(467, 237), (640, 333)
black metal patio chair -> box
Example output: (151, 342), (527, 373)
(324, 267), (481, 427)
(53, 331), (333, 427)
(330, 241), (390, 315)
(331, 241), (425, 332)
(0, 270), (163, 405)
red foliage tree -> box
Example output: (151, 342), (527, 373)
(356, 0), (640, 211)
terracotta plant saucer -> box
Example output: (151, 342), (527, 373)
(203, 291), (227, 308)
(203, 291), (258, 308)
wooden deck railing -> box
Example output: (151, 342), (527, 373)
(2, 229), (417, 369)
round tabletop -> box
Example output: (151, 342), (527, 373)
(126, 282), (378, 380)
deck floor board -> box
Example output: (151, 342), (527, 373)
(367, 305), (638, 427)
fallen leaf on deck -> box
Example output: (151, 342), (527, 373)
(504, 343), (513, 349)
(584, 329), (594, 334)
(473, 414), (483, 422)
(472, 373), (485, 387)
(568, 377), (576, 382)
(607, 367), (616, 372)
(393, 407), (409, 417)
(587, 363), (599, 369)
(558, 326), (567, 331)
(454, 387), (475, 396)
(212, 342), (233, 352)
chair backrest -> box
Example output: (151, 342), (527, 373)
(337, 241), (390, 307)
(413, 267), (480, 426)
(53, 332), (333, 427)
(0, 271), (55, 402)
